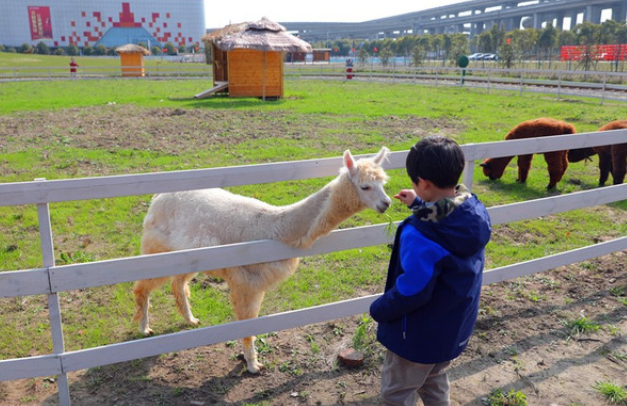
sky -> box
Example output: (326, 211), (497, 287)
(203, 0), (462, 28)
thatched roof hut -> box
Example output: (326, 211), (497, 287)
(198, 17), (312, 99)
(115, 44), (151, 55)
(115, 44), (150, 77)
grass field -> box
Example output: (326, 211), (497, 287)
(1, 72), (626, 361)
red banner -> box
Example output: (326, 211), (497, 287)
(28, 6), (53, 40)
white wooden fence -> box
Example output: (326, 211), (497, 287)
(1, 129), (627, 405)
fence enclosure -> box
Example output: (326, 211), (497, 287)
(1, 130), (627, 405)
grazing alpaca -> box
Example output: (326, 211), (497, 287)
(480, 118), (575, 189)
(133, 147), (392, 373)
(567, 120), (627, 186)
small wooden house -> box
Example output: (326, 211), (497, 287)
(286, 48), (331, 63)
(115, 44), (150, 77)
(197, 17), (311, 99)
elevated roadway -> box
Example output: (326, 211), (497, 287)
(274, 0), (627, 42)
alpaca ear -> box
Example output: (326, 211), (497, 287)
(343, 149), (358, 175)
(372, 146), (390, 165)
(479, 162), (489, 168)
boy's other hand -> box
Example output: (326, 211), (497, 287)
(394, 189), (417, 206)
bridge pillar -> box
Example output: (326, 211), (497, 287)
(555, 11), (565, 29)
(584, 6), (602, 24)
(612, 4), (627, 22)
(569, 10), (580, 29)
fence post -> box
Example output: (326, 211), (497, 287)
(601, 72), (606, 105)
(35, 178), (71, 406)
(519, 70), (523, 97)
(557, 71), (562, 100)
(462, 161), (474, 192)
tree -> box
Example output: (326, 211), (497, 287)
(411, 44), (426, 66)
(537, 24), (557, 67)
(379, 46), (394, 66)
(511, 28), (538, 63)
(35, 41), (50, 55)
(94, 44), (107, 56)
(357, 46), (370, 65)
(448, 34), (469, 66)
(66, 44), (79, 56)
(499, 41), (515, 69)
(151, 45), (162, 55)
(178, 44), (186, 54)
(615, 24), (627, 72)
(54, 48), (65, 56)
(165, 41), (176, 55)
(82, 45), (94, 56)
(574, 22), (601, 71)
(489, 23), (506, 54)
(19, 43), (33, 53)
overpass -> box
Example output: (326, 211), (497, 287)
(276, 0), (627, 42)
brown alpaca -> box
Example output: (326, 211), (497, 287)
(480, 118), (575, 189)
(567, 120), (627, 186)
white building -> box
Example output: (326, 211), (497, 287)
(0, 0), (205, 49)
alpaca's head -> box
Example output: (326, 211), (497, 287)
(341, 147), (392, 214)
(567, 147), (596, 163)
(480, 156), (512, 180)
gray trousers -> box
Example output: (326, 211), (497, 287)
(380, 350), (451, 406)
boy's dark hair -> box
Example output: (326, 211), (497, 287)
(406, 136), (465, 188)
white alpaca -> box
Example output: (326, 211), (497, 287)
(133, 147), (391, 373)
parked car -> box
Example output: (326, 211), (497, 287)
(468, 53), (484, 60)
(482, 53), (499, 61)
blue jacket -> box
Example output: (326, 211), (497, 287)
(370, 191), (491, 364)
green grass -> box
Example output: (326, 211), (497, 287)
(1, 75), (626, 358)
(593, 381), (627, 404)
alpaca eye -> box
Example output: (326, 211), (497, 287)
(360, 185), (371, 191)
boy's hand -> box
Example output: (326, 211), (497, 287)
(394, 189), (417, 206)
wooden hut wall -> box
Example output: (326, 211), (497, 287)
(227, 49), (283, 97)
(313, 50), (329, 62)
(120, 53), (144, 77)
(212, 44), (228, 83)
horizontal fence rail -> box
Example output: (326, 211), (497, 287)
(3, 62), (627, 103)
(1, 131), (627, 405)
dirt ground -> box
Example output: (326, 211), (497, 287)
(0, 106), (626, 406)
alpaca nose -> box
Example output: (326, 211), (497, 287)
(378, 198), (391, 213)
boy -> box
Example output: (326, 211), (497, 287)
(370, 136), (492, 406)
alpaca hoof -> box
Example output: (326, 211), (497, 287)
(141, 327), (154, 336)
(188, 317), (200, 326)
(247, 360), (263, 374)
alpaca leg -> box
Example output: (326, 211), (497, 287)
(611, 146), (627, 185)
(516, 154), (533, 183)
(133, 277), (169, 336)
(544, 151), (568, 189)
(598, 152), (613, 186)
(229, 286), (266, 373)
(171, 273), (200, 325)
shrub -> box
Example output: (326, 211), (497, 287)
(165, 41), (176, 55)
(94, 44), (107, 56)
(593, 381), (626, 404)
(6, 47), (16, 53)
(19, 43), (32, 53)
(83, 45), (94, 56)
(0, 44), (4, 52)
(151, 45), (162, 55)
(35, 41), (50, 55)
(66, 44), (79, 56)
(54, 48), (65, 56)
(484, 388), (528, 406)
